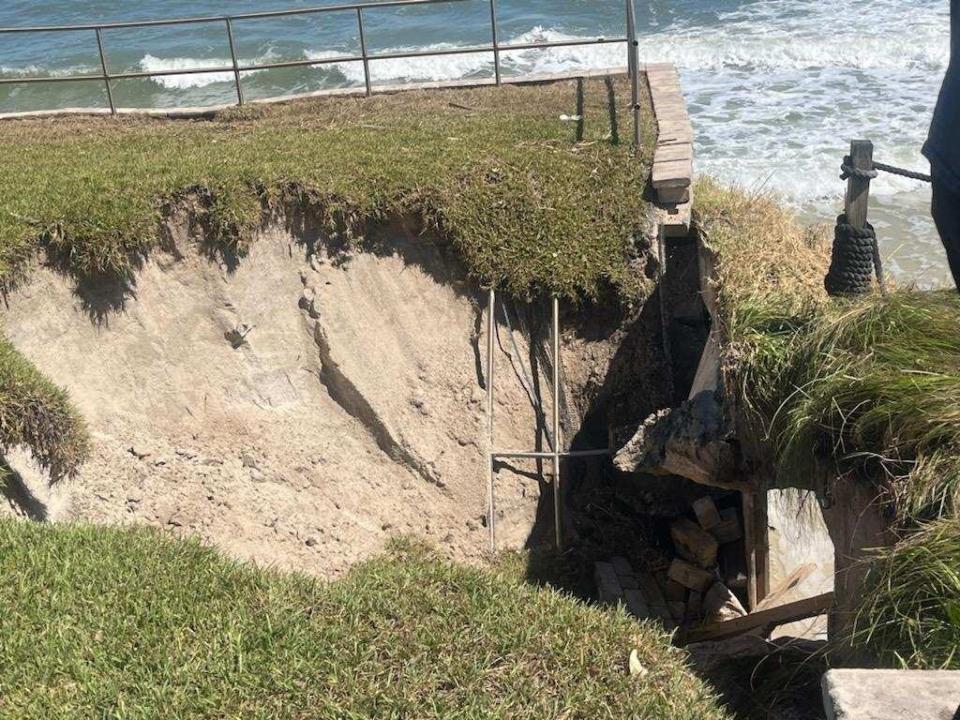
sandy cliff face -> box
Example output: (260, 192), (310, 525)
(1, 215), (659, 576)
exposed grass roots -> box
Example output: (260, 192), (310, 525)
(0, 523), (730, 719)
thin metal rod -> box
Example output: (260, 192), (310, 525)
(356, 8), (372, 97)
(0, 38), (627, 87)
(489, 0), (501, 85)
(95, 28), (115, 115)
(624, 0), (641, 149)
(225, 18), (244, 106)
(486, 289), (496, 553)
(552, 295), (562, 551)
(0, 0), (473, 33)
(493, 449), (612, 460)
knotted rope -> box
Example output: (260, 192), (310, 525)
(825, 154), (928, 296)
(825, 214), (884, 296)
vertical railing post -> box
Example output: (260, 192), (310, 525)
(489, 0), (501, 85)
(357, 8), (372, 97)
(624, 0), (641, 149)
(487, 288), (496, 553)
(95, 28), (116, 116)
(225, 18), (244, 106)
(552, 295), (563, 551)
(845, 140), (874, 231)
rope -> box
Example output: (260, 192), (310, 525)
(840, 156), (932, 184)
(825, 214), (881, 296)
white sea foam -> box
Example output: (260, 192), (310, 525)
(138, 54), (270, 90)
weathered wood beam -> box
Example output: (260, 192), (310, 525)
(682, 592), (834, 644)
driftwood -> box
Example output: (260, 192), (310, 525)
(614, 391), (748, 491)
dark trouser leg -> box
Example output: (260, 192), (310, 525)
(932, 179), (960, 291)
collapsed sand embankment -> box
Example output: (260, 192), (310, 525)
(1, 212), (664, 576)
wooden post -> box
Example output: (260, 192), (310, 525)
(743, 491), (770, 610)
(845, 140), (874, 229)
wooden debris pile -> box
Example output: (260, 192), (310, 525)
(595, 494), (749, 631)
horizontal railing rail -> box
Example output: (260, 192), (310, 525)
(0, 0), (642, 149)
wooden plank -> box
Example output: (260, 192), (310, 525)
(845, 140), (873, 230)
(671, 518), (719, 568)
(756, 492), (770, 605)
(668, 559), (715, 592)
(755, 563), (816, 613)
(703, 581), (747, 624)
(689, 330), (721, 398)
(743, 492), (758, 610)
(683, 592), (834, 644)
(710, 507), (743, 544)
(693, 497), (722, 531)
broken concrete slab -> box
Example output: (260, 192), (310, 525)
(822, 669), (960, 720)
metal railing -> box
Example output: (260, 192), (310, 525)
(0, 0), (643, 144)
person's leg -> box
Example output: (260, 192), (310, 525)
(932, 179), (960, 291)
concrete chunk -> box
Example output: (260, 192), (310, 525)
(822, 669), (960, 720)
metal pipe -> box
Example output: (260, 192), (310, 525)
(552, 295), (562, 551)
(0, 0), (473, 33)
(95, 28), (115, 115)
(225, 18), (244, 106)
(492, 449), (612, 460)
(624, 0), (641, 149)
(0, 38), (627, 87)
(356, 8), (372, 97)
(487, 289), (496, 553)
(489, 0), (501, 85)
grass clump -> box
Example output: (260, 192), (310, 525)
(856, 518), (960, 669)
(0, 77), (655, 301)
(695, 179), (960, 667)
(0, 521), (729, 719)
(0, 335), (87, 483)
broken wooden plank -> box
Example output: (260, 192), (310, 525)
(703, 581), (747, 624)
(711, 507), (743, 544)
(692, 496), (722, 531)
(668, 559), (715, 593)
(683, 592), (834, 644)
(671, 518), (719, 568)
(755, 563), (817, 613)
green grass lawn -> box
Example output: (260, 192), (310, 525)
(0, 77), (654, 301)
(0, 522), (729, 719)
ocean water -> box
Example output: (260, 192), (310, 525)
(0, 0), (951, 285)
